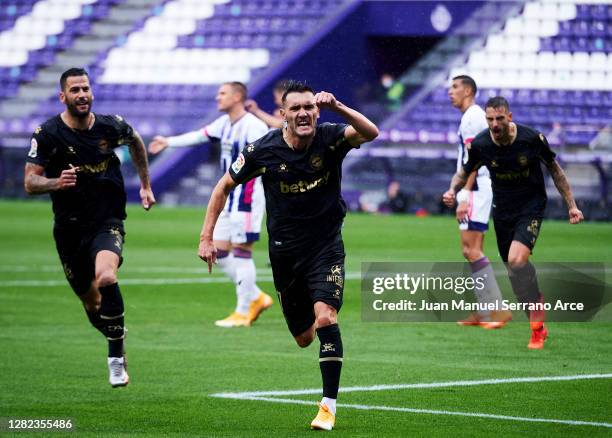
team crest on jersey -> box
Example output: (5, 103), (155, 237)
(310, 154), (324, 170)
(246, 144), (255, 153)
(491, 160), (499, 168)
(67, 146), (76, 155)
(34, 126), (42, 134)
(518, 155), (528, 167)
(278, 163), (288, 172)
(28, 138), (38, 158)
(231, 153), (245, 173)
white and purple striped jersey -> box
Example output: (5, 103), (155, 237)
(457, 104), (491, 189)
(204, 113), (268, 213)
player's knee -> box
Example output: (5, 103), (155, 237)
(461, 246), (479, 262)
(96, 269), (117, 288)
(295, 332), (315, 348)
(316, 314), (337, 328)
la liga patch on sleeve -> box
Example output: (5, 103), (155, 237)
(231, 153), (245, 173)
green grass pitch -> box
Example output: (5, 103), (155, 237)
(1, 199), (611, 437)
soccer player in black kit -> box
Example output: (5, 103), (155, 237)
(443, 96), (583, 350)
(24, 68), (156, 387)
(199, 81), (378, 430)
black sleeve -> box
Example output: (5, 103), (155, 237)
(462, 142), (483, 174)
(25, 126), (53, 167)
(321, 123), (351, 158)
(535, 132), (556, 165)
(112, 115), (135, 147)
(228, 142), (266, 184)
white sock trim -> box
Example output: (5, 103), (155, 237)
(321, 397), (336, 415)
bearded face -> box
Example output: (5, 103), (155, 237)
(61, 75), (93, 119)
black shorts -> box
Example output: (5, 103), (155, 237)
(269, 235), (345, 337)
(53, 219), (125, 295)
(493, 215), (543, 262)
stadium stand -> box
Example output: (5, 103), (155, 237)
(355, 0), (612, 219)
(383, 0), (612, 146)
(0, 0), (610, 219)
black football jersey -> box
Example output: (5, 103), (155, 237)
(463, 124), (556, 216)
(229, 123), (352, 253)
(26, 113), (134, 225)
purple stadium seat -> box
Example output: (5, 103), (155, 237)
(516, 89), (533, 105)
(585, 91), (603, 107)
(430, 88), (448, 104)
(568, 90), (585, 106)
(576, 5), (591, 19)
(558, 20), (573, 36)
(550, 90), (568, 106)
(570, 36), (590, 52)
(573, 20), (589, 37)
(539, 37), (554, 51)
(533, 89), (551, 105)
(590, 5), (608, 20)
(566, 107), (585, 124)
(591, 20), (606, 38)
(565, 130), (596, 145)
(586, 107), (607, 125)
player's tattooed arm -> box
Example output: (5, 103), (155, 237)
(547, 160), (576, 209)
(127, 130), (156, 210)
(546, 160), (584, 224)
(442, 169), (468, 207)
(24, 162), (77, 194)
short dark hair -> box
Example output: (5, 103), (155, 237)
(224, 81), (247, 101)
(485, 96), (510, 112)
(281, 80), (315, 104)
(60, 68), (89, 90)
(452, 75), (477, 96)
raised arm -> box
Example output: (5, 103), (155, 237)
(127, 130), (156, 210)
(546, 160), (583, 224)
(198, 172), (238, 272)
(245, 99), (283, 129)
(148, 130), (209, 154)
(315, 92), (379, 147)
(24, 162), (78, 195)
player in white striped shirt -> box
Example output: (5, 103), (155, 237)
(149, 82), (273, 327)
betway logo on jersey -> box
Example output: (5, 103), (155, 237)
(280, 171), (330, 194)
(79, 157), (113, 174)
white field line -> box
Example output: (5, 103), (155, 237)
(211, 373), (612, 429)
(0, 270), (361, 287)
(212, 373), (612, 398)
(234, 396), (612, 429)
